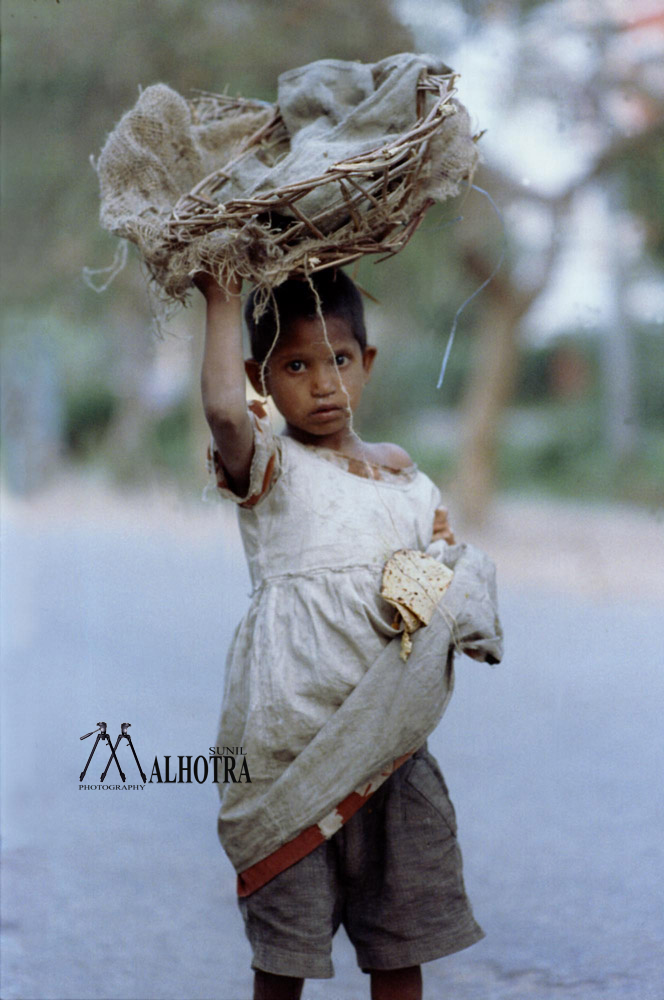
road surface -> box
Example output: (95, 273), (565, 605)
(1, 484), (662, 999)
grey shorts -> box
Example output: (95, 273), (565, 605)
(238, 747), (485, 979)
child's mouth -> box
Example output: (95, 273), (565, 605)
(310, 405), (345, 422)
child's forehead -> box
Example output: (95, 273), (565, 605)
(275, 314), (358, 353)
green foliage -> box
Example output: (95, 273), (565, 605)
(514, 346), (551, 403)
(497, 401), (664, 505)
(150, 400), (192, 473)
(64, 383), (117, 456)
(622, 135), (664, 261)
(455, 0), (549, 17)
(635, 327), (664, 424)
(513, 335), (601, 405)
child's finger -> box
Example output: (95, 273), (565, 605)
(432, 506), (455, 544)
(192, 271), (212, 293)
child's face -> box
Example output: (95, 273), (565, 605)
(245, 315), (376, 445)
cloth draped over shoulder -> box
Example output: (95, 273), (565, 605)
(206, 405), (503, 893)
(95, 53), (478, 300)
(219, 538), (502, 889)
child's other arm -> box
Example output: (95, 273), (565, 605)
(197, 273), (253, 496)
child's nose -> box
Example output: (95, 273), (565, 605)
(311, 365), (337, 395)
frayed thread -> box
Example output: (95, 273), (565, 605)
(82, 240), (129, 293)
(436, 184), (506, 390)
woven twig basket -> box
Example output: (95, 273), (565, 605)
(96, 64), (478, 304)
(166, 70), (474, 289)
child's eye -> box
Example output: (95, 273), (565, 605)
(334, 354), (349, 367)
(287, 360), (305, 372)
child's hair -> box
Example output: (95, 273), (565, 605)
(244, 269), (367, 363)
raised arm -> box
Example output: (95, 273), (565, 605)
(197, 272), (254, 496)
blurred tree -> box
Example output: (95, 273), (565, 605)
(430, 1), (664, 523)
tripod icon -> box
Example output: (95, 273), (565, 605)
(79, 722), (125, 782)
(79, 722), (146, 783)
(102, 723), (146, 783)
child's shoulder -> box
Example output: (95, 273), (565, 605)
(365, 441), (414, 471)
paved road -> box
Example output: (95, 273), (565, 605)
(1, 492), (663, 1000)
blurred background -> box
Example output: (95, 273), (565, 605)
(2, 0), (663, 519)
(2, 3), (664, 1000)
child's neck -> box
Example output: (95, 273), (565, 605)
(284, 423), (366, 459)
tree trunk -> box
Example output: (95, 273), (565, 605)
(454, 297), (521, 527)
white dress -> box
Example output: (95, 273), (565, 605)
(209, 403), (442, 787)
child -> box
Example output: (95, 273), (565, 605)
(198, 268), (497, 1000)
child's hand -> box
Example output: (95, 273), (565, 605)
(432, 506), (456, 544)
(193, 269), (242, 301)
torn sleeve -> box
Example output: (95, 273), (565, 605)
(205, 399), (280, 508)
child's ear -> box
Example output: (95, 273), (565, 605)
(245, 359), (269, 396)
(362, 345), (377, 381)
